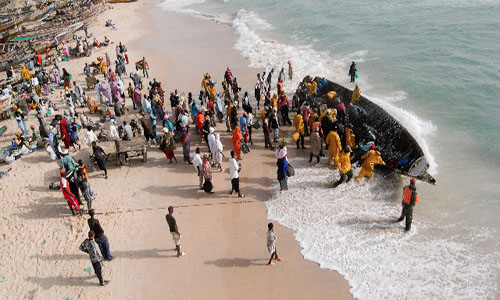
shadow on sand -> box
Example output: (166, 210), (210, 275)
(204, 257), (268, 268)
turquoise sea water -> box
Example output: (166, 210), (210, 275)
(157, 0), (500, 298)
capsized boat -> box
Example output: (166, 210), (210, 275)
(305, 77), (436, 184)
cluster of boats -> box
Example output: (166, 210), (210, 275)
(0, 0), (106, 72)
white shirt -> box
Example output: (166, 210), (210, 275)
(208, 133), (216, 155)
(109, 124), (119, 141)
(193, 153), (203, 172)
(84, 130), (98, 146)
(229, 157), (239, 180)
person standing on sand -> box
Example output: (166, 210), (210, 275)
(214, 133), (224, 172)
(266, 68), (274, 91)
(76, 168), (93, 213)
(309, 126), (321, 163)
(88, 209), (114, 261)
(267, 223), (282, 266)
(160, 128), (177, 164)
(79, 230), (110, 286)
(166, 206), (185, 257)
(231, 126), (242, 160)
(92, 141), (108, 179)
(202, 154), (214, 194)
(182, 129), (192, 164)
(193, 147), (203, 189)
(396, 178), (419, 231)
(276, 148), (289, 192)
(229, 150), (244, 198)
(141, 57), (149, 78)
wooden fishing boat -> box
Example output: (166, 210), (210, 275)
(108, 0), (137, 3)
(306, 77), (436, 184)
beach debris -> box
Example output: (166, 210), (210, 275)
(42, 240), (46, 245)
(84, 267), (91, 275)
(0, 168), (11, 179)
(64, 297), (70, 300)
(132, 192), (136, 197)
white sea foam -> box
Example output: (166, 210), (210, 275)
(267, 159), (500, 300)
(158, 0), (205, 13)
(367, 92), (438, 174)
(232, 9), (438, 174)
(158, 0), (232, 23)
(232, 9), (356, 93)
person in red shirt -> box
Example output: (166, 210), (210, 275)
(60, 169), (82, 216)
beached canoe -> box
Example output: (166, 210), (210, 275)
(307, 77), (436, 184)
(108, 0), (137, 3)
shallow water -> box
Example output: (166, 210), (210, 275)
(155, 0), (500, 298)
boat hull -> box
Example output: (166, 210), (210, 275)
(307, 77), (436, 184)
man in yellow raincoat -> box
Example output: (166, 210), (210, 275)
(325, 130), (341, 167)
(345, 124), (356, 149)
(307, 81), (318, 97)
(351, 84), (361, 104)
(21, 65), (31, 80)
(99, 59), (107, 75)
(293, 111), (305, 149)
(357, 144), (386, 179)
(201, 73), (208, 92)
(333, 146), (353, 187)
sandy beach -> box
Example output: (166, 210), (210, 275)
(0, 0), (353, 299)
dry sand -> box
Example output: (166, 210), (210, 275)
(0, 1), (353, 299)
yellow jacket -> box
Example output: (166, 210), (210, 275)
(327, 91), (337, 100)
(308, 112), (318, 127)
(202, 78), (207, 91)
(361, 150), (386, 171)
(21, 65), (31, 80)
(319, 109), (336, 122)
(293, 114), (305, 136)
(271, 94), (278, 108)
(326, 131), (341, 153)
(307, 81), (318, 97)
(345, 127), (356, 148)
(351, 86), (361, 103)
(260, 109), (267, 121)
(338, 151), (351, 174)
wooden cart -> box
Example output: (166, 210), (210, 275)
(92, 138), (147, 168)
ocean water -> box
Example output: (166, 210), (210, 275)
(157, 0), (500, 298)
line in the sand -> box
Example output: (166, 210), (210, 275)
(101, 199), (259, 215)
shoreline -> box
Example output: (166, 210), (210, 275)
(134, 1), (355, 299)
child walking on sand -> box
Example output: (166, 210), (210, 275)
(267, 223), (282, 266)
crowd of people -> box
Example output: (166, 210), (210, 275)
(1, 18), (420, 286)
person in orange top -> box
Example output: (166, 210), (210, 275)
(396, 178), (419, 231)
(77, 159), (94, 198)
(231, 126), (242, 159)
(195, 110), (204, 137)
